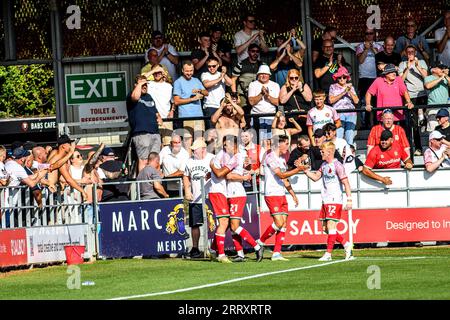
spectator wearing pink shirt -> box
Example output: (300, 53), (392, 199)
(365, 63), (414, 127)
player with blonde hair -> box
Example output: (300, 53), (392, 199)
(303, 141), (354, 261)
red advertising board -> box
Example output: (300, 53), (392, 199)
(260, 207), (450, 244)
(0, 229), (28, 267)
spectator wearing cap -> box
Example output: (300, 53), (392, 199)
(248, 64), (280, 141)
(159, 134), (190, 198)
(328, 66), (359, 145)
(141, 49), (173, 83)
(287, 135), (310, 169)
(145, 30), (179, 81)
(435, 108), (450, 141)
(435, 10), (450, 67)
(362, 129), (413, 185)
(398, 44), (428, 155)
(365, 63), (413, 127)
(210, 24), (232, 69)
(306, 89), (341, 146)
(375, 36), (402, 77)
(183, 138), (215, 258)
(99, 147), (129, 202)
(234, 13), (269, 63)
(231, 43), (264, 113)
(191, 31), (223, 79)
(367, 109), (410, 157)
(145, 64), (175, 147)
(423, 131), (450, 173)
(137, 152), (169, 200)
(395, 18), (430, 63)
(173, 60), (209, 140)
(127, 74), (163, 174)
(424, 63), (450, 131)
(5, 147), (48, 193)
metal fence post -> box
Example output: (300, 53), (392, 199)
(200, 176), (208, 258)
(93, 183), (100, 259)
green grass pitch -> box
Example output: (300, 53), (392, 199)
(1, 246), (450, 300)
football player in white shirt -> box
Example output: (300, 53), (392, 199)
(257, 135), (308, 261)
(304, 141), (354, 261)
(209, 135), (240, 263)
(226, 149), (264, 262)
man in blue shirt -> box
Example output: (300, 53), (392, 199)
(173, 61), (209, 140)
(127, 75), (162, 173)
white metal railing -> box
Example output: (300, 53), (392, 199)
(260, 167), (450, 211)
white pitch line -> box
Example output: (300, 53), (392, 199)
(108, 260), (346, 300)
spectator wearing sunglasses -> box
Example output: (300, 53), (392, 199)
(328, 66), (359, 145)
(279, 69), (312, 137)
(234, 13), (268, 63)
(356, 27), (383, 129)
(191, 31), (223, 79)
(395, 18), (430, 63)
(201, 57), (232, 129)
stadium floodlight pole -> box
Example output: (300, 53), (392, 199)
(200, 176), (208, 258)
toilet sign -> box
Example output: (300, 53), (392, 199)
(65, 71), (128, 128)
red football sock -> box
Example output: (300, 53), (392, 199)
(327, 234), (337, 253)
(273, 228), (286, 254)
(232, 233), (243, 252)
(260, 223), (278, 243)
(215, 233), (226, 255)
(236, 226), (258, 248)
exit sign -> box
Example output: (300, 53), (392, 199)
(65, 71), (127, 105)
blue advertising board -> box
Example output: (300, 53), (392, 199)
(98, 199), (188, 257)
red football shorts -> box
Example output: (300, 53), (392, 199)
(229, 197), (247, 219)
(264, 196), (288, 216)
(209, 193), (230, 218)
(320, 203), (343, 221)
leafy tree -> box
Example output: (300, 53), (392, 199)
(0, 64), (55, 118)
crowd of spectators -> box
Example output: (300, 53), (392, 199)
(3, 10), (450, 221)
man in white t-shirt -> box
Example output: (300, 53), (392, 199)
(306, 89), (341, 146)
(234, 13), (269, 63)
(159, 134), (189, 197)
(145, 30), (180, 81)
(5, 147), (49, 210)
(201, 57), (232, 129)
(257, 135), (308, 261)
(435, 10), (450, 67)
(146, 64), (174, 146)
(423, 131), (450, 173)
(248, 64), (280, 141)
(183, 139), (215, 259)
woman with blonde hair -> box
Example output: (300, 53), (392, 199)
(279, 68), (313, 134)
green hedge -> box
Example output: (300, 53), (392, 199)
(0, 64), (55, 118)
